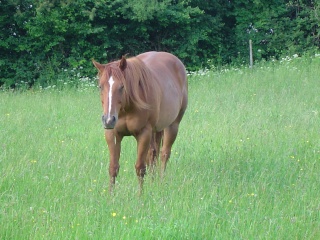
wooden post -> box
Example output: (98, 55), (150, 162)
(249, 39), (253, 68)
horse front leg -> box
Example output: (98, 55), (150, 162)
(105, 130), (122, 193)
(135, 125), (152, 194)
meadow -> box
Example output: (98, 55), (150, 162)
(1, 55), (320, 239)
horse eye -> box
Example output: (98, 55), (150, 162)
(119, 85), (124, 91)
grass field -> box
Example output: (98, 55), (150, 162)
(1, 55), (320, 239)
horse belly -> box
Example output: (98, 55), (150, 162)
(155, 86), (182, 131)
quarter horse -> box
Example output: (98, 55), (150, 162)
(93, 51), (188, 192)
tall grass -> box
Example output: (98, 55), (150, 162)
(1, 55), (320, 239)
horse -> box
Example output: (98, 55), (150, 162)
(92, 51), (188, 192)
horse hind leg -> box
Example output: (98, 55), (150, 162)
(147, 131), (163, 174)
(161, 123), (179, 177)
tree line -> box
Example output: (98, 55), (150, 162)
(0, 0), (319, 87)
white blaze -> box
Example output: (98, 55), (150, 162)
(108, 76), (115, 116)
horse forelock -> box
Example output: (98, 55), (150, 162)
(99, 64), (112, 85)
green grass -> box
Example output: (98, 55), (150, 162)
(1, 55), (320, 239)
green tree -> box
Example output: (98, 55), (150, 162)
(0, 0), (319, 88)
(230, 0), (319, 62)
(0, 0), (35, 86)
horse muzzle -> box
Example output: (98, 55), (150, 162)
(102, 115), (117, 129)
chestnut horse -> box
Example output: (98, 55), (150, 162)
(93, 51), (188, 192)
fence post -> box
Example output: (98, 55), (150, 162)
(249, 39), (253, 68)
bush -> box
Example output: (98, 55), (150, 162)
(0, 0), (319, 88)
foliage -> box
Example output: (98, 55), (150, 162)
(230, 0), (320, 62)
(0, 0), (319, 87)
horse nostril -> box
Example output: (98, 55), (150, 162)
(107, 116), (116, 125)
(102, 115), (117, 129)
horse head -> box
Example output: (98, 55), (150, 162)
(93, 56), (127, 129)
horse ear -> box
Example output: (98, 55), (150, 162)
(119, 55), (127, 71)
(92, 59), (104, 73)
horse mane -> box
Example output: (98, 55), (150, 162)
(107, 57), (154, 110)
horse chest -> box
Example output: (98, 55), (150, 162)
(115, 112), (151, 135)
